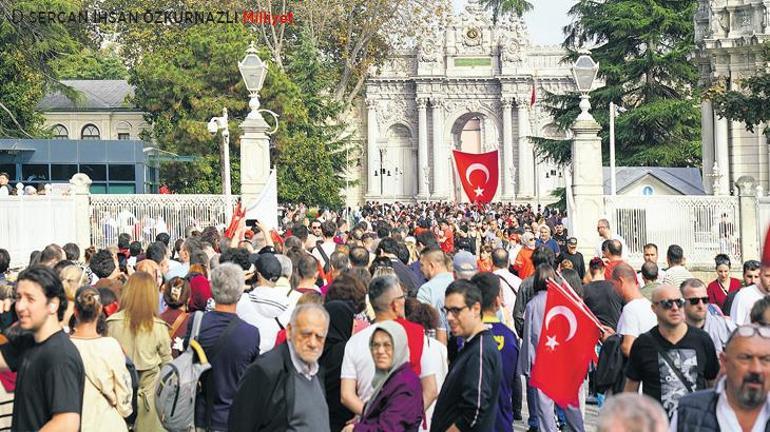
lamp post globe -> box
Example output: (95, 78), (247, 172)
(571, 54), (599, 121)
(238, 42), (268, 117)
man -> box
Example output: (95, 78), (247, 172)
(624, 284), (719, 418)
(661, 244), (693, 289)
(0, 172), (13, 195)
(681, 278), (735, 354)
(612, 263), (657, 357)
(418, 248), (455, 344)
(595, 218), (628, 260)
(639, 262), (660, 301)
(62, 243), (80, 262)
(187, 263), (260, 431)
(229, 304), (330, 432)
(90, 248), (123, 297)
(560, 237), (585, 280)
(730, 261), (770, 325)
(637, 243), (665, 287)
(722, 259), (761, 316)
(328, 251), (349, 282)
(453, 250), (478, 281)
(473, 272), (520, 432)
(241, 253), (292, 353)
(340, 275), (439, 417)
(348, 246), (370, 269)
(431, 280), (502, 432)
(513, 232), (537, 280)
(437, 219), (454, 254)
(602, 239), (625, 281)
(513, 247), (555, 336)
(0, 249), (9, 286)
(38, 244), (63, 268)
(671, 324), (770, 430)
(597, 393), (668, 432)
(166, 237), (199, 280)
(295, 254), (321, 294)
(0, 266), (83, 431)
(552, 221), (568, 251)
(492, 248), (521, 330)
(376, 237), (421, 296)
(312, 220), (337, 273)
(410, 231), (439, 286)
(535, 224), (560, 255)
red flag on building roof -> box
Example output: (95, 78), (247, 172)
(530, 81), (537, 107)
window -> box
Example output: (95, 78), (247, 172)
(117, 133), (130, 140)
(108, 165), (135, 181)
(79, 164), (107, 181)
(642, 185), (654, 196)
(108, 184), (136, 194)
(51, 164), (78, 181)
(89, 183), (107, 194)
(21, 164), (48, 182)
(52, 124), (68, 139)
(81, 124), (100, 140)
(0, 164), (16, 182)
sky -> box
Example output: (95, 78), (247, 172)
(451, 0), (576, 46)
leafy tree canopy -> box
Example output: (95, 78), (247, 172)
(51, 47), (128, 80)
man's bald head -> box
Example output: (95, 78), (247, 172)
(651, 284), (679, 303)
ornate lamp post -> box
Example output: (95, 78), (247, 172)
(572, 54), (599, 121)
(239, 42), (269, 119)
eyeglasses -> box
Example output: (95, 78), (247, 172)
(654, 298), (685, 309)
(311, 225), (321, 230)
(685, 297), (709, 306)
(442, 305), (468, 316)
(732, 325), (770, 339)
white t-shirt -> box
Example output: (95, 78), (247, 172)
(423, 337), (448, 431)
(616, 298), (657, 337)
(494, 269), (522, 310)
(730, 285), (766, 325)
(340, 323), (439, 404)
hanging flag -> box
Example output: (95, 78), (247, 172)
(452, 150), (499, 203)
(530, 80), (537, 107)
(530, 278), (602, 408)
(225, 200), (245, 240)
(763, 226), (770, 266)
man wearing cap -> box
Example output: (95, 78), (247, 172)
(560, 237), (586, 280)
(240, 252), (293, 353)
(453, 250), (478, 281)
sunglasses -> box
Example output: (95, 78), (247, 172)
(654, 298), (685, 309)
(311, 225), (321, 229)
(685, 297), (709, 306)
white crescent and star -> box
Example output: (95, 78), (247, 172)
(465, 163), (490, 185)
(544, 305), (578, 350)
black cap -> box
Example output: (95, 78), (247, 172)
(249, 253), (282, 282)
(567, 237), (578, 245)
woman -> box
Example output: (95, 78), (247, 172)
(59, 264), (86, 331)
(106, 272), (172, 432)
(319, 300), (356, 431)
(187, 260), (212, 312)
(707, 253), (741, 312)
(71, 286), (133, 431)
(136, 259), (164, 312)
(158, 277), (191, 358)
(344, 321), (424, 431)
(477, 244), (494, 273)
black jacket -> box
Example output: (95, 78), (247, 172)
(431, 329), (502, 432)
(228, 343), (326, 432)
(675, 388), (770, 432)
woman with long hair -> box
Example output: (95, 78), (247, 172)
(706, 253), (741, 312)
(106, 272), (171, 431)
(59, 264), (86, 331)
(71, 286), (133, 431)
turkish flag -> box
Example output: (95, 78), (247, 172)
(762, 227), (770, 267)
(452, 150), (499, 203)
(530, 278), (601, 408)
(224, 200), (246, 240)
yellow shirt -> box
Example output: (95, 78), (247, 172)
(106, 311), (172, 371)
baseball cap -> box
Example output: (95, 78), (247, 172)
(567, 237), (578, 245)
(249, 253), (282, 282)
(453, 250), (478, 273)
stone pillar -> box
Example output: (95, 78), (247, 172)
(701, 100), (715, 194)
(366, 98), (379, 197)
(431, 98), (447, 200)
(736, 176), (759, 260)
(714, 113), (731, 195)
(69, 173), (93, 251)
(517, 103), (534, 197)
(570, 108), (605, 261)
(501, 97), (514, 200)
(240, 101), (272, 213)
(417, 97), (429, 199)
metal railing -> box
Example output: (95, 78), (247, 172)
(0, 196), (77, 269)
(89, 194), (239, 248)
(604, 195), (742, 268)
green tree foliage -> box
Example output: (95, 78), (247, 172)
(532, 0), (701, 169)
(479, 0), (533, 21)
(52, 48), (128, 80)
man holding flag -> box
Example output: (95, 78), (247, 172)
(519, 262), (601, 432)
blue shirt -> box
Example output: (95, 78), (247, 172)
(417, 272), (455, 332)
(484, 317), (519, 432)
(536, 238), (560, 255)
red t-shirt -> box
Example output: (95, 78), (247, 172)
(707, 278), (742, 311)
(395, 317), (424, 376)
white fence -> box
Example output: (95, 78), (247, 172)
(89, 194), (238, 248)
(0, 196), (78, 268)
(604, 195), (742, 268)
(760, 197), (770, 243)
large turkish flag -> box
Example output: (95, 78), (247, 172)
(452, 150), (499, 203)
(530, 278), (601, 408)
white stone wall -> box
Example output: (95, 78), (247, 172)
(44, 111), (150, 140)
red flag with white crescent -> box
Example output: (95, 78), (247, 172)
(452, 150), (499, 203)
(530, 278), (601, 408)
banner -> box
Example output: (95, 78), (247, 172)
(245, 168), (279, 230)
(452, 149), (499, 203)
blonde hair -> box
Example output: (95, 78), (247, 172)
(120, 272), (159, 335)
(60, 265), (85, 301)
(136, 259), (161, 285)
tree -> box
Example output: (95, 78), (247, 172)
(479, 0), (533, 22)
(532, 0), (701, 170)
(51, 47), (128, 80)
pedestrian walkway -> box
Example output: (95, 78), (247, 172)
(513, 401), (600, 432)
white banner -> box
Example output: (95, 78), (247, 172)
(245, 169), (278, 230)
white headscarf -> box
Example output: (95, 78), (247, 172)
(366, 321), (410, 415)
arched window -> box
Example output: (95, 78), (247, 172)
(81, 124), (100, 140)
(52, 124), (68, 139)
(642, 185), (654, 196)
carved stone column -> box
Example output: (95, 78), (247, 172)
(430, 97), (447, 200)
(702, 100), (715, 194)
(714, 112), (731, 195)
(501, 97), (514, 200)
(366, 98), (379, 197)
(517, 102), (534, 197)
(417, 97), (429, 199)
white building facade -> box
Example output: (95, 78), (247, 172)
(361, 0), (576, 203)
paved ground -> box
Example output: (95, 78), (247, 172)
(512, 396), (600, 432)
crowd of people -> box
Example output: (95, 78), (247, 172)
(0, 199), (768, 432)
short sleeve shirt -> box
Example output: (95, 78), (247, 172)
(625, 326), (719, 418)
(616, 298), (657, 337)
(1, 330), (85, 430)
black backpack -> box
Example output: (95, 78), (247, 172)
(594, 334), (626, 394)
(124, 355), (140, 427)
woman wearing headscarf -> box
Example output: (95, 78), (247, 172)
(319, 300), (356, 431)
(343, 321), (423, 432)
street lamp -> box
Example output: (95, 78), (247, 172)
(571, 54), (599, 121)
(609, 102), (627, 195)
(208, 108), (231, 198)
(238, 42), (269, 120)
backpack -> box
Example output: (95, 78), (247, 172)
(594, 334), (626, 394)
(155, 311), (210, 431)
(124, 356), (140, 427)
